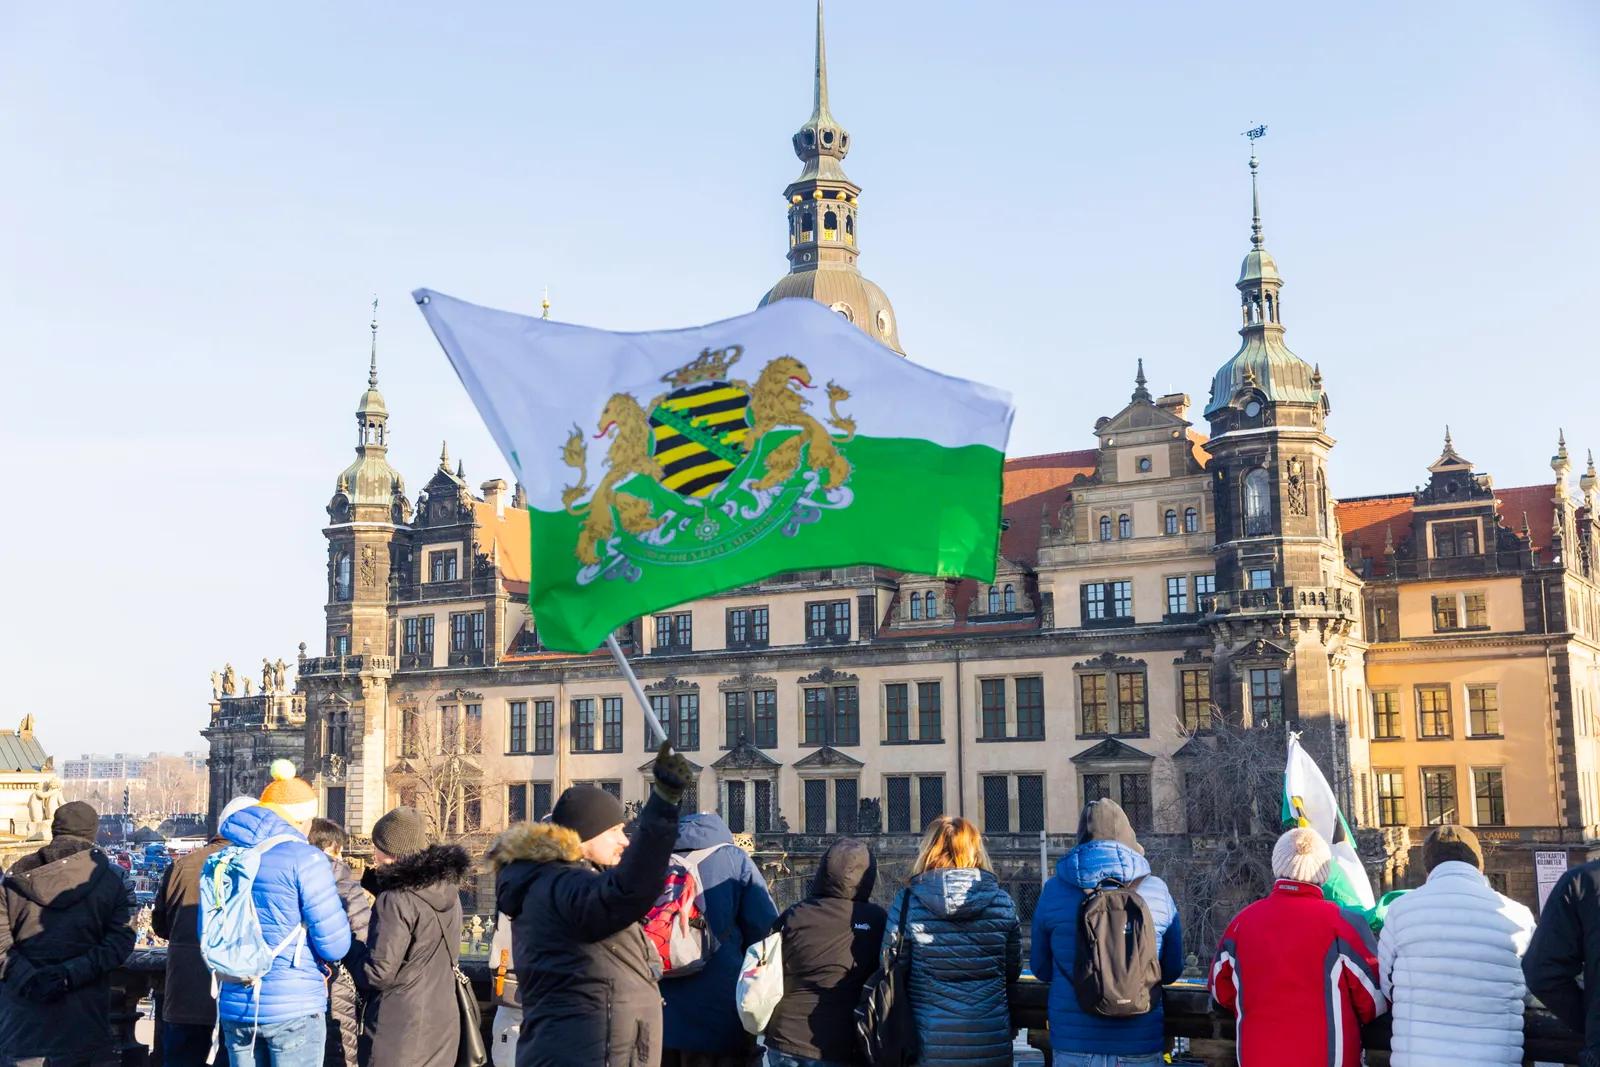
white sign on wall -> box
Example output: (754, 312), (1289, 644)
(1535, 851), (1568, 913)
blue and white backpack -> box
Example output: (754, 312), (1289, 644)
(199, 833), (306, 983)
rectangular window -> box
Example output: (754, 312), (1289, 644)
(1120, 773), (1152, 832)
(650, 694), (672, 748)
(1474, 768), (1506, 826)
(980, 678), (1007, 739)
(601, 697), (623, 753)
(1464, 593), (1488, 629)
(885, 683), (910, 742)
(1180, 668), (1212, 732)
(982, 775), (1010, 834)
(724, 691), (747, 747)
(1417, 685), (1453, 738)
(886, 776), (912, 833)
(1116, 673), (1147, 735)
(1468, 686), (1501, 737)
(918, 682), (942, 741)
(450, 612), (470, 652)
(919, 776), (945, 830)
(675, 693), (700, 751)
(1080, 674), (1109, 735)
(1422, 767), (1458, 825)
(596, 781), (622, 801)
(464, 789), (482, 832)
(806, 600), (852, 642)
(1433, 519), (1480, 558)
(754, 779), (773, 833)
(1111, 581), (1133, 618)
(508, 701), (528, 754)
(429, 549), (458, 582)
(1195, 574), (1217, 609)
(750, 606), (770, 645)
(1369, 767), (1408, 825)
(401, 706), (421, 758)
(1018, 774), (1045, 833)
(726, 780), (746, 834)
(804, 779), (827, 834)
(464, 703), (483, 754)
(1082, 583), (1107, 621)
(532, 783), (554, 822)
(753, 689), (777, 747)
(726, 606), (770, 649)
(654, 613), (692, 652)
(418, 616), (434, 655)
(570, 698), (595, 753)
(1371, 691), (1401, 740)
(803, 688), (828, 744)
(325, 786), (345, 828)
(403, 617), (419, 655)
(1249, 668), (1284, 725)
(533, 699), (554, 755)
(1433, 595), (1460, 632)
(832, 686), (859, 745)
(1082, 773), (1111, 808)
(471, 611), (485, 652)
(1015, 677), (1045, 739)
(507, 783), (527, 824)
(1166, 576), (1190, 615)
(1249, 568), (1273, 590)
(830, 600), (851, 639)
(835, 779), (859, 834)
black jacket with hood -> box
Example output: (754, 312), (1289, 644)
(326, 855), (372, 1067)
(0, 836), (137, 1059)
(358, 844), (471, 1067)
(1524, 858), (1600, 1064)
(490, 791), (680, 1067)
(765, 838), (887, 1065)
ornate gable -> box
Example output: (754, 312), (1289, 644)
(799, 667), (858, 686)
(1073, 652), (1147, 672)
(793, 745), (864, 769)
(645, 676), (699, 693)
(712, 739), (783, 771)
(1070, 738), (1155, 764)
(719, 673), (778, 692)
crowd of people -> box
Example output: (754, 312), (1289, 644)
(4, 743), (1600, 1067)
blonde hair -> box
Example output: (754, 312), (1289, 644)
(911, 816), (992, 876)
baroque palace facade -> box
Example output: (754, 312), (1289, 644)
(205, 8), (1600, 904)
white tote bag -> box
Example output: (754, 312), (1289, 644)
(736, 931), (785, 1035)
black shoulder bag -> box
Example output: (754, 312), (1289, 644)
(855, 888), (919, 1066)
(429, 909), (489, 1067)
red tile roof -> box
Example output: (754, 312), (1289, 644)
(1001, 449), (1099, 563)
(1337, 483), (1566, 577)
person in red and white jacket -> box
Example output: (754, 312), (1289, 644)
(1209, 827), (1386, 1067)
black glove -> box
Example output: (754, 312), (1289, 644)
(651, 741), (695, 805)
(20, 964), (71, 1003)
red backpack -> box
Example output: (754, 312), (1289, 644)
(641, 843), (735, 978)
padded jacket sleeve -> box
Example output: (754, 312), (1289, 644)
(1158, 907), (1184, 985)
(736, 855), (779, 950)
(555, 792), (681, 944)
(1028, 882), (1055, 981)
(64, 866), (137, 991)
(297, 848), (353, 965)
(1522, 869), (1587, 1033)
(360, 891), (414, 993)
(1210, 915), (1241, 1016)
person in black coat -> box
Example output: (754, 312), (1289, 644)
(359, 807), (472, 1067)
(1524, 857), (1600, 1062)
(309, 818), (371, 1067)
(0, 801), (137, 1065)
(489, 743), (695, 1067)
(764, 838), (887, 1067)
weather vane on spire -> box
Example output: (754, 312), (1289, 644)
(1244, 124), (1267, 144)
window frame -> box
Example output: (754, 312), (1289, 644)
(1371, 690), (1402, 741)
(532, 699), (554, 755)
(1416, 685), (1453, 739)
(1166, 576), (1190, 616)
(1375, 767), (1406, 827)
(1468, 685), (1501, 737)
(1473, 766), (1506, 826)
(1179, 667), (1212, 732)
(1248, 667), (1284, 725)
(1421, 765), (1458, 826)
(570, 697), (595, 753)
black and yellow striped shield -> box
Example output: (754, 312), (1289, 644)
(649, 381), (753, 499)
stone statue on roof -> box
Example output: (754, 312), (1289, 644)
(210, 671), (221, 699)
(221, 663), (237, 697)
(26, 778), (63, 840)
(262, 659), (274, 694)
(274, 659), (288, 692)
(243, 678), (253, 698)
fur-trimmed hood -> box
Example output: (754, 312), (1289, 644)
(362, 843), (472, 912)
(487, 821), (582, 869)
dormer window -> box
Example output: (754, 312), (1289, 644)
(1118, 514), (1132, 539)
(988, 587), (1000, 614)
(1185, 507), (1200, 533)
(910, 594), (923, 621)
(1164, 510), (1178, 536)
(1004, 585), (1017, 612)
(1099, 516), (1113, 542)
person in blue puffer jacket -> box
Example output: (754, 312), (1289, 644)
(883, 815), (1021, 1066)
(213, 763), (352, 1066)
(1030, 798), (1183, 1065)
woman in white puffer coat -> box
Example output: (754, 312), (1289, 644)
(1379, 824), (1536, 1066)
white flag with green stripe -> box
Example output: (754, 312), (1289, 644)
(414, 290), (1015, 652)
(1284, 732), (1376, 909)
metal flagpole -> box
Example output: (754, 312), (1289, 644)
(606, 633), (670, 749)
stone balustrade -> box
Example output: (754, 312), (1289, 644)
(107, 951), (1582, 1065)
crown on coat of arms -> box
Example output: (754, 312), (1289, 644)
(662, 345), (743, 388)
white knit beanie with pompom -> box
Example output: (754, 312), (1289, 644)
(1272, 826), (1332, 885)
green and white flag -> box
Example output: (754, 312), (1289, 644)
(1283, 733), (1376, 910)
(413, 290), (1015, 652)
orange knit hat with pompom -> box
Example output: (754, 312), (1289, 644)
(259, 759), (318, 825)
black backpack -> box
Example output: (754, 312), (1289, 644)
(1072, 874), (1161, 1017)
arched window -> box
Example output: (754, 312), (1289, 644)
(988, 587), (1000, 614)
(823, 210), (838, 237)
(800, 210), (814, 235)
(909, 592), (923, 620)
(1118, 514), (1132, 539)
(1099, 516), (1112, 542)
(1004, 584), (1017, 612)
(1184, 507), (1200, 533)
(1164, 510), (1178, 535)
(1244, 468), (1272, 535)
(334, 553), (352, 602)
(924, 591), (937, 618)
(845, 215), (855, 236)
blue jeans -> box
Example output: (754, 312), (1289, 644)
(764, 1051), (853, 1067)
(1053, 1055), (1164, 1067)
(220, 1015), (326, 1067)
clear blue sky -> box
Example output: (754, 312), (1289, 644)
(2, 2), (1596, 761)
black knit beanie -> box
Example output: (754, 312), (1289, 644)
(52, 801), (99, 841)
(551, 784), (626, 843)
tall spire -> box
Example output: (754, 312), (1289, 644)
(368, 295), (379, 387)
(1249, 150), (1264, 251)
(813, 0), (830, 119)
(1131, 359), (1152, 403)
